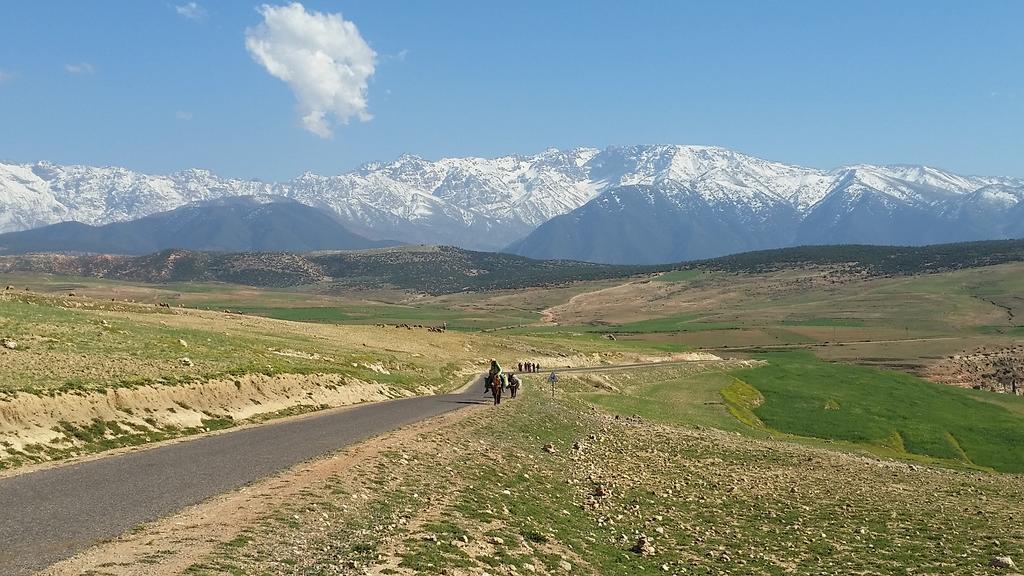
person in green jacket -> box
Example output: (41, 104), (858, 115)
(486, 359), (502, 393)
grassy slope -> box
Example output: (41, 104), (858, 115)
(204, 302), (540, 331)
(0, 294), (422, 394)
(582, 366), (755, 433)
(3, 263), (1021, 471)
(185, 391), (1024, 576)
(736, 352), (1024, 473)
(581, 354), (1024, 473)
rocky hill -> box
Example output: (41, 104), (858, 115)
(0, 246), (656, 294)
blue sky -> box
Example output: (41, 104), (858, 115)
(0, 1), (1021, 180)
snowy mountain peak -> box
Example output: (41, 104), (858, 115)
(1, 145), (1021, 256)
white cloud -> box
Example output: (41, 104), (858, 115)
(176, 110), (194, 121)
(175, 2), (206, 21)
(245, 2), (377, 138)
(65, 62), (95, 75)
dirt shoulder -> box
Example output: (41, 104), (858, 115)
(39, 403), (485, 576)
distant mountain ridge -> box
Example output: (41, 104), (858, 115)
(0, 196), (390, 255)
(1, 240), (1022, 295)
(509, 148), (1024, 263)
(2, 145), (1022, 262)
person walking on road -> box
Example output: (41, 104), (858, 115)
(508, 372), (521, 398)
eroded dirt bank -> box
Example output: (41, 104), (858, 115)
(0, 373), (414, 467)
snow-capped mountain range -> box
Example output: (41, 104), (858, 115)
(1, 145), (1022, 262)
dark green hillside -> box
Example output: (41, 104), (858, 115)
(687, 239), (1024, 276)
(308, 246), (654, 293)
(2, 239), (1023, 294)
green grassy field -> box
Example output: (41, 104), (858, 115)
(580, 353), (1024, 473)
(779, 317), (867, 327)
(584, 370), (754, 432)
(652, 269), (705, 282)
(206, 303), (540, 331)
(605, 315), (739, 334)
(736, 352), (1024, 473)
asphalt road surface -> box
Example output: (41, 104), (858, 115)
(0, 384), (488, 576)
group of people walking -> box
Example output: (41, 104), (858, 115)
(517, 361), (542, 373)
(485, 359), (522, 405)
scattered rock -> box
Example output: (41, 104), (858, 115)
(543, 443), (557, 453)
(177, 339), (188, 348)
(991, 556), (1017, 570)
(1, 339), (17, 350)
(558, 560), (572, 572)
(632, 534), (656, 556)
(178, 357), (194, 367)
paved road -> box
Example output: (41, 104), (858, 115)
(0, 383), (489, 576)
